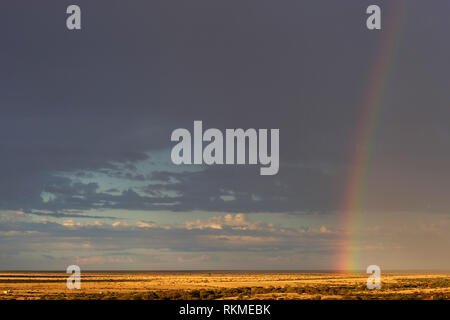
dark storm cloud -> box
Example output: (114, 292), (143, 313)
(0, 0), (450, 215)
(143, 165), (343, 213)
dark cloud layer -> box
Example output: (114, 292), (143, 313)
(28, 211), (117, 220)
(1, 0), (450, 216)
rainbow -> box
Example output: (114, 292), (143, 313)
(337, 3), (405, 272)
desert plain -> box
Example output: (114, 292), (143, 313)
(0, 271), (449, 300)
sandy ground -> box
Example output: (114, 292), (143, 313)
(0, 271), (449, 300)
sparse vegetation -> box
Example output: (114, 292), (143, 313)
(0, 272), (449, 300)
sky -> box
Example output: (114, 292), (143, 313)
(0, 0), (449, 270)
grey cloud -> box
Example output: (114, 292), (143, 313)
(27, 211), (117, 220)
(0, 214), (338, 255)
